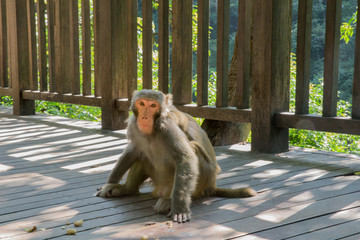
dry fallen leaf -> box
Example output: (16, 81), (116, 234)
(145, 222), (156, 226)
(166, 221), (173, 228)
(66, 229), (77, 235)
(74, 220), (83, 227)
(140, 236), (149, 240)
(24, 226), (37, 233)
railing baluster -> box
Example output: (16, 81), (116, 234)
(196, 0), (209, 106)
(27, 0), (37, 91)
(54, 0), (71, 94)
(216, 0), (230, 107)
(81, 0), (92, 96)
(47, 0), (56, 92)
(352, 0), (360, 119)
(171, 0), (192, 105)
(296, 0), (312, 114)
(142, 0), (152, 89)
(70, 0), (80, 95)
(323, 0), (342, 117)
(158, 0), (169, 93)
(127, 0), (138, 97)
(0, 0), (7, 88)
(235, 0), (251, 109)
(37, 0), (47, 92)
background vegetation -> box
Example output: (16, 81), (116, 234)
(1, 0), (360, 154)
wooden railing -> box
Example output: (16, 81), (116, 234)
(1, 0), (360, 153)
(275, 0), (360, 136)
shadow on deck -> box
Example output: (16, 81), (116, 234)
(1, 106), (360, 240)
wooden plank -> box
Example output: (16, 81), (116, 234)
(142, 0), (152, 89)
(127, 0), (138, 97)
(0, 88), (14, 96)
(352, 0), (360, 119)
(158, 0), (169, 93)
(54, 0), (71, 94)
(171, 0), (193, 104)
(47, 0), (56, 92)
(0, 0), (8, 88)
(69, 0), (80, 95)
(236, 0), (252, 109)
(22, 90), (101, 107)
(81, 0), (92, 96)
(175, 104), (251, 123)
(296, 0), (312, 114)
(276, 112), (360, 135)
(251, 0), (291, 153)
(196, 0), (209, 106)
(216, 0), (230, 107)
(37, 0), (48, 91)
(323, 0), (342, 117)
(27, 0), (38, 91)
(274, 217), (360, 240)
(180, 186), (360, 239)
(6, 0), (35, 115)
(115, 98), (252, 122)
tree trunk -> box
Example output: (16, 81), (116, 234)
(202, 31), (251, 146)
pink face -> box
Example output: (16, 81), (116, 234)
(135, 99), (160, 135)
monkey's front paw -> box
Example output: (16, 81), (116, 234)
(154, 198), (171, 214)
(96, 183), (126, 198)
(168, 212), (191, 223)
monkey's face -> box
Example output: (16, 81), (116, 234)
(135, 99), (161, 135)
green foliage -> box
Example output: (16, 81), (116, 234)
(341, 11), (357, 44)
(35, 101), (101, 122)
(192, 71), (217, 106)
(0, 96), (101, 121)
(0, 96), (13, 107)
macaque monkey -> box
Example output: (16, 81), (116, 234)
(97, 89), (256, 223)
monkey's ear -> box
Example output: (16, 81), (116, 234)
(132, 90), (138, 99)
(165, 94), (173, 106)
(129, 90), (139, 111)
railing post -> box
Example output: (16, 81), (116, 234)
(6, 0), (35, 115)
(251, 0), (291, 153)
(94, 0), (136, 130)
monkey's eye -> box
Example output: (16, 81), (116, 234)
(150, 103), (158, 108)
(139, 101), (145, 107)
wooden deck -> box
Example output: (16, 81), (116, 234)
(1, 106), (360, 240)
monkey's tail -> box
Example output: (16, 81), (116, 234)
(214, 187), (257, 198)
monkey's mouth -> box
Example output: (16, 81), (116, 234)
(139, 124), (151, 128)
(138, 124), (153, 134)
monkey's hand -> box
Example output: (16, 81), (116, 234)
(168, 211), (191, 223)
(96, 183), (127, 198)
